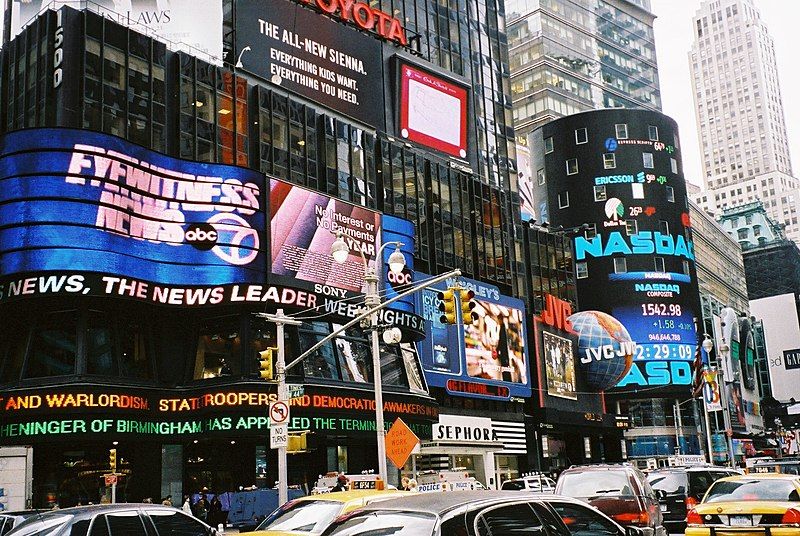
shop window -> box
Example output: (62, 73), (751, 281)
(626, 220), (638, 235)
(575, 127), (588, 144)
(86, 310), (116, 376)
(594, 185), (606, 201)
(654, 257), (665, 272)
(615, 123), (628, 139)
(585, 223), (597, 239)
(683, 260), (691, 275)
(558, 191), (569, 208)
(603, 153), (616, 169)
(643, 152), (654, 169)
(194, 317), (242, 380)
(614, 258), (627, 273)
(576, 262), (588, 279)
(537, 168), (545, 185)
(25, 310), (77, 378)
(666, 185), (675, 202)
(648, 125), (659, 141)
(544, 137), (554, 154)
(670, 158), (678, 174)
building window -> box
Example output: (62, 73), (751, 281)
(626, 220), (638, 235)
(24, 310), (78, 379)
(754, 225), (762, 237)
(666, 185), (675, 202)
(585, 223), (597, 239)
(614, 258), (627, 273)
(683, 260), (690, 275)
(670, 158), (678, 174)
(576, 262), (588, 279)
(643, 152), (654, 168)
(603, 153), (616, 169)
(194, 317), (243, 380)
(575, 128), (588, 144)
(737, 228), (748, 240)
(594, 185), (607, 201)
(537, 168), (545, 185)
(659, 220), (669, 235)
(615, 124), (628, 139)
(558, 191), (570, 208)
(648, 125), (659, 141)
(544, 137), (554, 154)
(566, 158), (578, 175)
(654, 257), (665, 272)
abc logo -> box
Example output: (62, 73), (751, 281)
(387, 267), (413, 286)
(184, 223), (218, 251)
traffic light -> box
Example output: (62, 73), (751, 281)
(109, 448), (117, 472)
(257, 347), (277, 380)
(437, 288), (458, 324)
(460, 289), (478, 324)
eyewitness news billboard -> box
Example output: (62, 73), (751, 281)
(0, 128), (265, 305)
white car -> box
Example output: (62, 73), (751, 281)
(501, 475), (557, 493)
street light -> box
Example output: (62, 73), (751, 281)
(332, 231), (406, 484)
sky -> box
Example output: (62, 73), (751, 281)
(651, 0), (800, 187)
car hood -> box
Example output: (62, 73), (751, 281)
(694, 501), (799, 515)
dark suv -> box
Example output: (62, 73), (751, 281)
(646, 465), (740, 533)
(555, 464), (666, 536)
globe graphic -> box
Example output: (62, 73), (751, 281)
(568, 310), (635, 391)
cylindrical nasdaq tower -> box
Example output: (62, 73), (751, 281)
(529, 109), (702, 455)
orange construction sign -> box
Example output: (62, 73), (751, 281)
(385, 418), (420, 470)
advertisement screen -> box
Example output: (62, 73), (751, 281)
(270, 179), (381, 294)
(542, 331), (577, 400)
(415, 274), (531, 399)
(235, 0), (385, 129)
(399, 63), (468, 159)
(12, 1), (223, 64)
(0, 128), (265, 291)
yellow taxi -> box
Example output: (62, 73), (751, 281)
(249, 489), (404, 536)
(686, 473), (800, 535)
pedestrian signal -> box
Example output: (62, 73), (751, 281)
(438, 288), (458, 324)
(461, 289), (478, 324)
(258, 347), (277, 380)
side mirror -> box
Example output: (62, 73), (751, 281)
(625, 527), (645, 536)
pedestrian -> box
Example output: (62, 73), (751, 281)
(330, 473), (348, 492)
(193, 496), (208, 522)
(181, 495), (192, 515)
(209, 495), (224, 527)
(161, 495), (172, 507)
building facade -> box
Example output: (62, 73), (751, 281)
(507, 0), (661, 144)
(690, 0), (800, 244)
(0, 0), (539, 507)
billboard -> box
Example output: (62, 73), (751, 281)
(235, 0), (385, 129)
(12, 1), (223, 63)
(269, 179), (381, 294)
(750, 293), (800, 403)
(415, 274), (530, 399)
(0, 128), (265, 298)
(398, 62), (469, 159)
(535, 110), (700, 394)
(542, 331), (577, 400)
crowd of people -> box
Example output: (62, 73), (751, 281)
(180, 490), (227, 527)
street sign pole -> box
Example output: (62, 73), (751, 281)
(111, 481), (116, 504)
(258, 309), (301, 506)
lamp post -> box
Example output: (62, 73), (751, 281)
(712, 339), (737, 468)
(701, 336), (715, 463)
(331, 231), (406, 484)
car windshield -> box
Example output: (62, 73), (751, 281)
(323, 511), (437, 536)
(559, 471), (634, 497)
(705, 479), (800, 502)
(648, 472), (687, 494)
(257, 500), (343, 533)
(5, 514), (73, 536)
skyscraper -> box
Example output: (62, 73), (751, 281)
(507, 0), (662, 144)
(690, 0), (800, 244)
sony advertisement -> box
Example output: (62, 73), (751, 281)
(235, 0), (385, 129)
(534, 110), (701, 395)
(270, 179), (382, 294)
(0, 128), (265, 296)
(415, 274), (531, 399)
(12, 1), (223, 64)
(398, 61), (469, 159)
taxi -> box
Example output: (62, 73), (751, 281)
(249, 489), (403, 536)
(686, 474), (800, 535)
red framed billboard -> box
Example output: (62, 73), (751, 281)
(398, 62), (469, 159)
